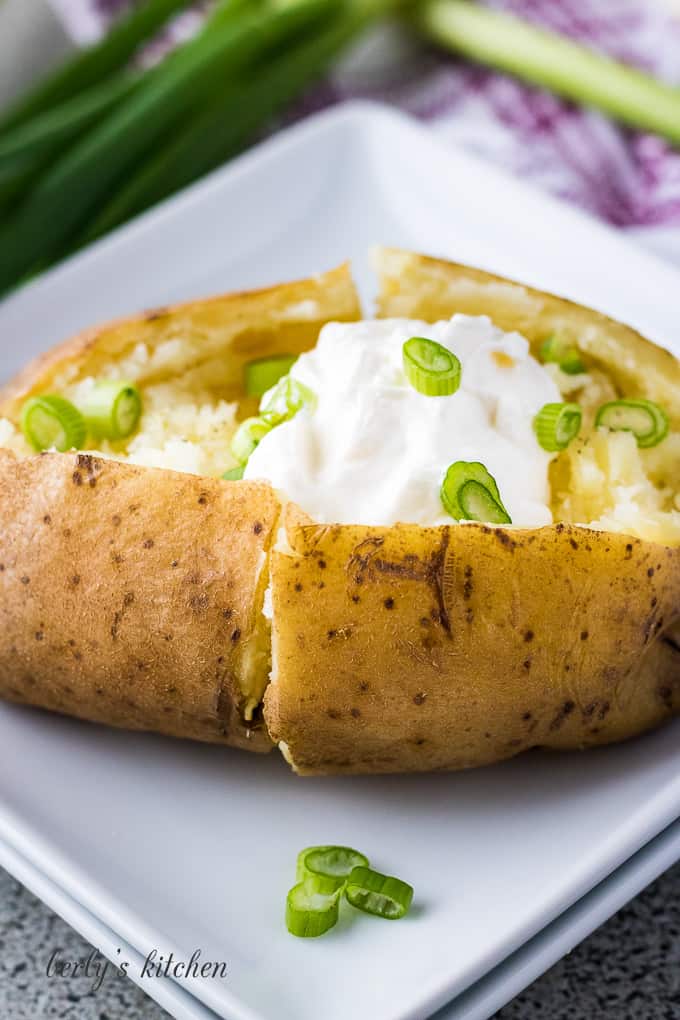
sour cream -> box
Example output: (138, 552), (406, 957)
(244, 316), (561, 527)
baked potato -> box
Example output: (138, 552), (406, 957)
(1, 249), (679, 774)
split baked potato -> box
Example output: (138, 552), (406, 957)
(1, 249), (679, 774)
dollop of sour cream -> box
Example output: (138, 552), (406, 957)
(244, 316), (561, 527)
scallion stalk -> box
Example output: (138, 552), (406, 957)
(417, 0), (680, 147)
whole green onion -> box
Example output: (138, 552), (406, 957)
(80, 381), (142, 440)
(440, 461), (512, 524)
(402, 336), (461, 396)
(417, 0), (680, 147)
(0, 0), (194, 135)
(595, 398), (669, 448)
(20, 395), (87, 452)
(533, 402), (582, 452)
(345, 866), (414, 920)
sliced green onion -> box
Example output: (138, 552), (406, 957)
(440, 461), (512, 524)
(539, 335), (584, 376)
(297, 846), (369, 895)
(402, 336), (461, 397)
(533, 402), (582, 452)
(286, 882), (341, 938)
(230, 416), (273, 464)
(222, 466), (244, 481)
(20, 396), (87, 452)
(345, 866), (413, 920)
(595, 399), (669, 448)
(260, 376), (316, 423)
(245, 355), (298, 398)
(80, 381), (141, 440)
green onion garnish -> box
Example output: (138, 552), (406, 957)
(440, 461), (512, 524)
(595, 399), (669, 448)
(533, 402), (582, 452)
(402, 336), (461, 397)
(245, 355), (297, 398)
(286, 882), (341, 938)
(539, 335), (584, 375)
(259, 376), (316, 423)
(297, 846), (369, 895)
(80, 380), (142, 440)
(20, 395), (87, 452)
(345, 866), (414, 920)
(230, 416), (273, 464)
(222, 466), (244, 481)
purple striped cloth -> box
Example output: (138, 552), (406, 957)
(49, 0), (680, 251)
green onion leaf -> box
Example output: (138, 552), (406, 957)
(260, 376), (316, 423)
(296, 846), (369, 895)
(20, 396), (87, 452)
(345, 866), (414, 920)
(230, 416), (273, 464)
(402, 336), (461, 396)
(80, 381), (142, 440)
(595, 399), (669, 448)
(222, 466), (245, 481)
(539, 335), (584, 376)
(440, 461), (512, 524)
(533, 402), (582, 452)
(286, 882), (341, 938)
(245, 356), (298, 398)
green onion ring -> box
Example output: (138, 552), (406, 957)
(533, 402), (582, 452)
(345, 866), (414, 920)
(539, 335), (584, 375)
(440, 461), (512, 524)
(296, 846), (369, 895)
(260, 375), (316, 423)
(595, 398), (669, 448)
(80, 380), (142, 440)
(245, 355), (297, 397)
(230, 416), (273, 464)
(402, 336), (462, 396)
(222, 465), (244, 481)
(20, 395), (86, 452)
(286, 882), (341, 938)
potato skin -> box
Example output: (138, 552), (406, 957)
(265, 522), (680, 774)
(0, 451), (279, 749)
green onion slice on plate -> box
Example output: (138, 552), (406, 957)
(297, 846), (369, 895)
(222, 465), (244, 481)
(245, 355), (297, 397)
(539, 335), (584, 375)
(230, 416), (273, 464)
(80, 380), (142, 440)
(402, 336), (461, 396)
(440, 461), (512, 524)
(260, 375), (316, 423)
(345, 866), (413, 920)
(595, 398), (669, 448)
(286, 882), (341, 938)
(20, 395), (87, 452)
(533, 402), (582, 452)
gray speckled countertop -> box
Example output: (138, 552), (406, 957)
(2, 860), (680, 1019)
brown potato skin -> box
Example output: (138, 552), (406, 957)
(265, 522), (680, 775)
(0, 451), (279, 750)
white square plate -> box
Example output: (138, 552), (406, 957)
(2, 102), (680, 1020)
